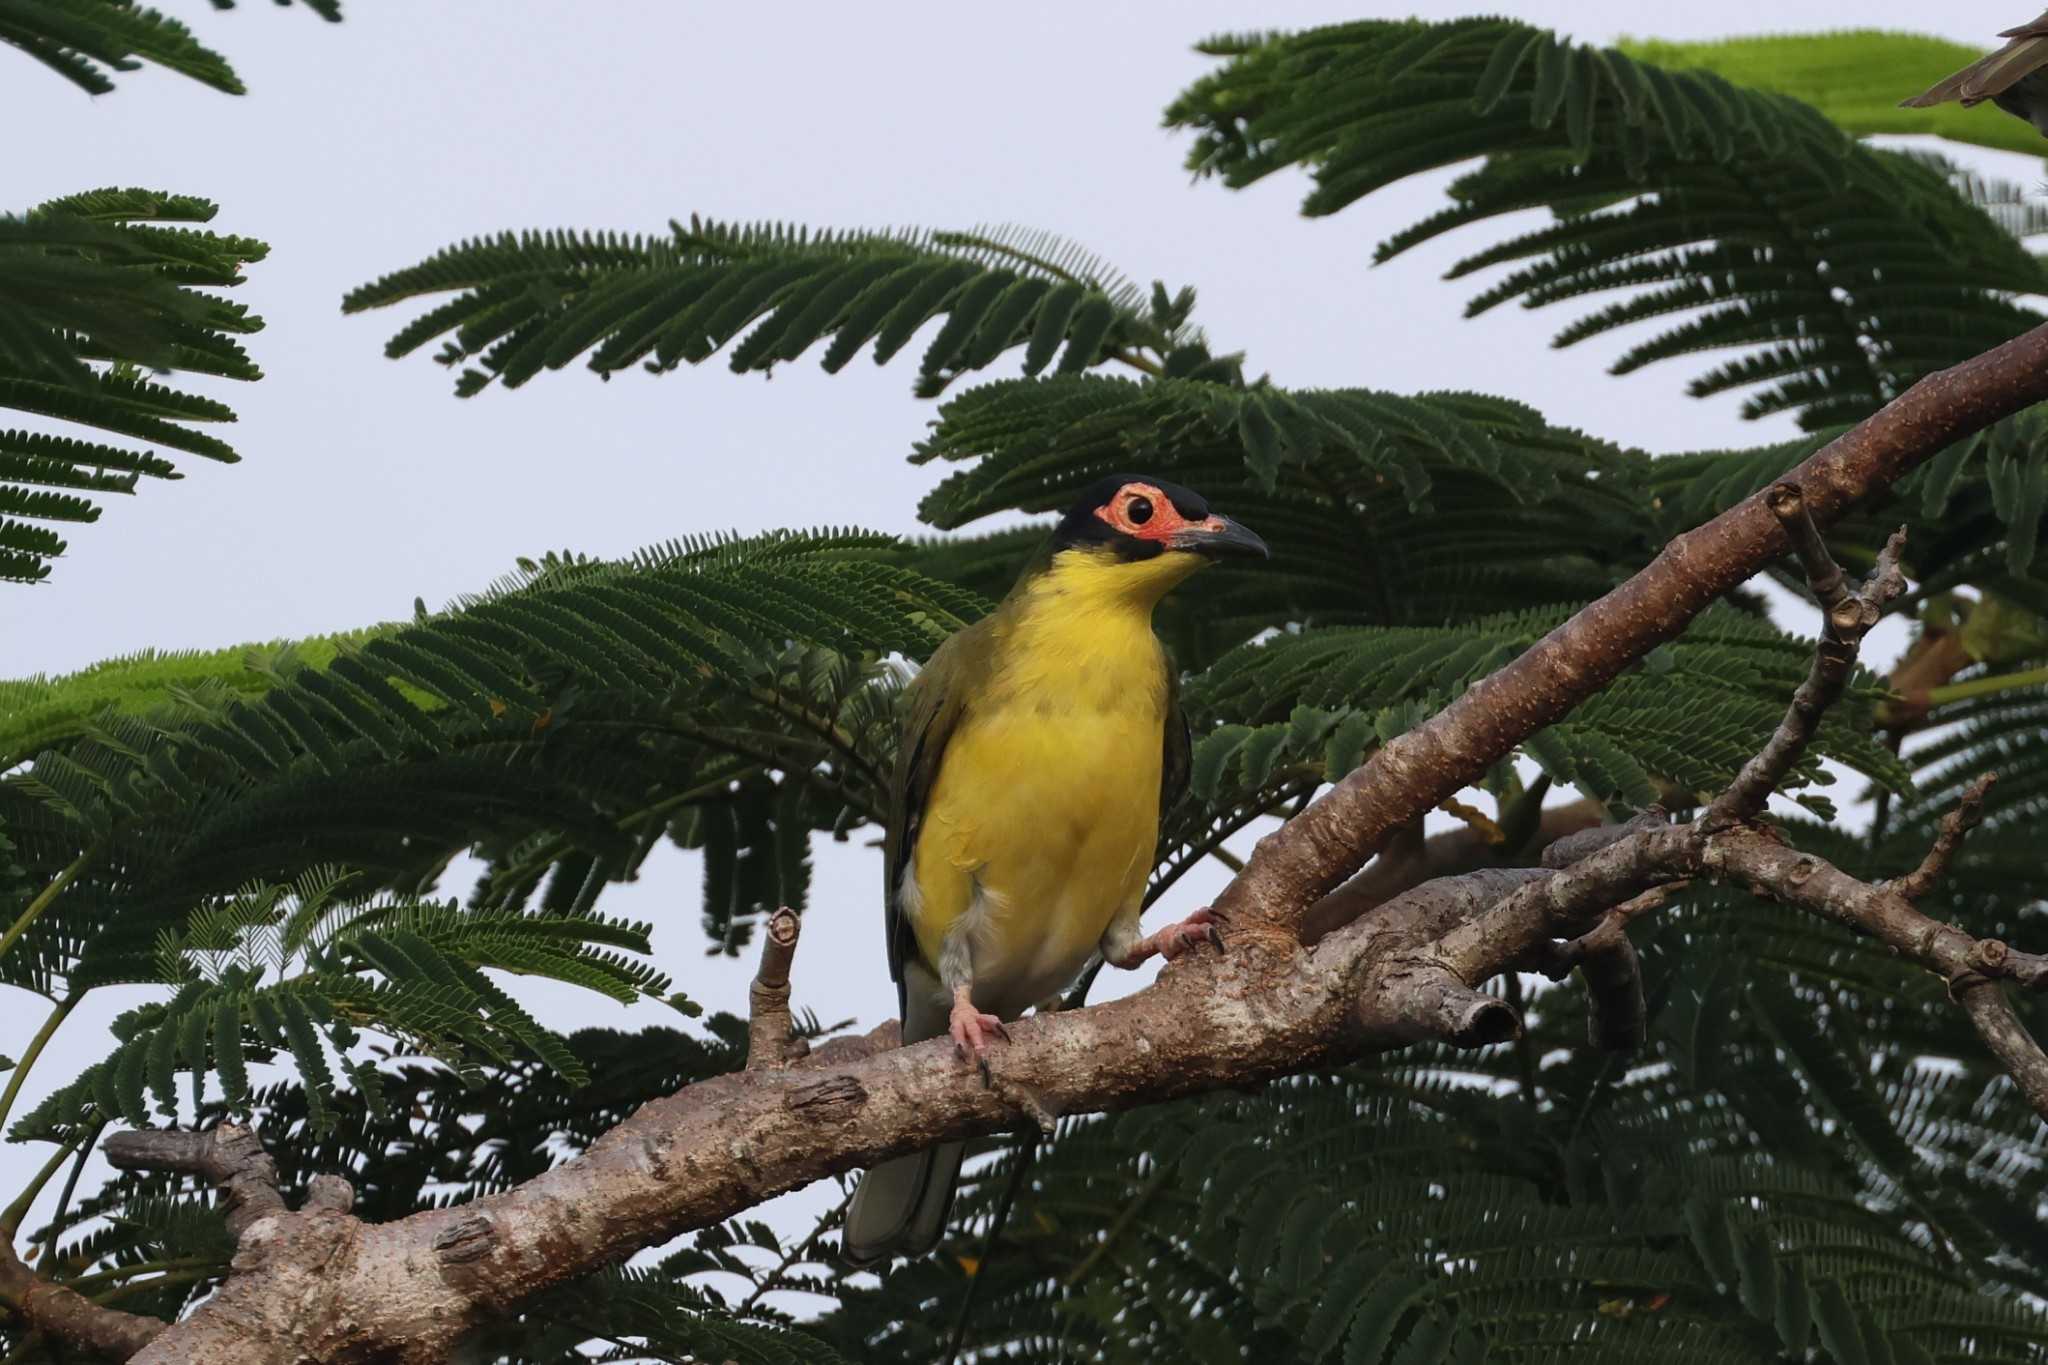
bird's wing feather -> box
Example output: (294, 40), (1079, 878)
(1162, 662), (1191, 820)
(1903, 29), (2048, 107)
(883, 625), (982, 1017)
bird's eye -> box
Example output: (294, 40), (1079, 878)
(1126, 495), (1154, 525)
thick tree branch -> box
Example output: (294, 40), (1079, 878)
(1214, 321), (2048, 936)
(99, 321), (2048, 1363)
(1300, 797), (1607, 945)
(0, 1240), (164, 1363)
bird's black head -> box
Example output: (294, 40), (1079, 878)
(1048, 474), (1269, 563)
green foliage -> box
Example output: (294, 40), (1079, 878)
(1616, 30), (2048, 157)
(9, 12), (2048, 1365)
(344, 219), (1218, 401)
(1192, 605), (1907, 820)
(1166, 18), (2046, 428)
(13, 865), (673, 1144)
(0, 189), (267, 583)
(0, 0), (340, 96)
(0, 629), (394, 768)
(913, 374), (1657, 660)
(0, 529), (974, 1009)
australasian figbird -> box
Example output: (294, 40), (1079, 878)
(841, 474), (1267, 1265)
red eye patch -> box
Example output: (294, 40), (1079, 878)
(1095, 481), (1190, 542)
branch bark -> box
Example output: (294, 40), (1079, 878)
(28, 319), (2048, 1364)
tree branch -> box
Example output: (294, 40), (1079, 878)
(746, 907), (806, 1070)
(1213, 321), (2048, 937)
(1891, 772), (1995, 901)
(1300, 797), (1607, 945)
(1704, 491), (1904, 827)
(1525, 913), (1647, 1053)
(0, 1239), (164, 1364)
(105, 1126), (290, 1242)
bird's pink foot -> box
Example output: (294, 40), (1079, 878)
(1156, 906), (1227, 962)
(1108, 907), (1229, 969)
(949, 988), (1009, 1061)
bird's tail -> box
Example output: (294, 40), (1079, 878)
(842, 1140), (965, 1266)
(844, 976), (964, 1266)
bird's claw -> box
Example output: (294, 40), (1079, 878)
(1158, 907), (1228, 962)
(949, 999), (1008, 1062)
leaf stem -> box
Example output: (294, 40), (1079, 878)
(1924, 665), (2048, 707)
(59, 1255), (222, 1295)
(38, 1118), (104, 1270)
(736, 1186), (851, 1316)
(1110, 347), (1164, 377)
(0, 847), (95, 967)
(1061, 1162), (1171, 1289)
(0, 995), (78, 1136)
(942, 1134), (1040, 1365)
(0, 1141), (74, 1240)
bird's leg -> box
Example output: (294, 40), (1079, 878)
(938, 924), (1007, 1064)
(1100, 904), (1228, 970)
(947, 983), (1009, 1060)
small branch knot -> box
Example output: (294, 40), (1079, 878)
(1449, 996), (1522, 1048)
(433, 1214), (497, 1265)
(306, 1174), (355, 1214)
(747, 906), (805, 1070)
(1828, 598), (1877, 634)
(1974, 939), (2011, 971)
(784, 1074), (868, 1123)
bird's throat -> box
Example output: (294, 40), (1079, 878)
(984, 547), (1186, 715)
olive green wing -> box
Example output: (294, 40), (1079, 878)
(1162, 661), (1191, 820)
(883, 624), (982, 1017)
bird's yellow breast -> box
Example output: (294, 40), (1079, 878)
(906, 548), (1192, 1015)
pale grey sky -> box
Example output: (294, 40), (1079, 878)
(0, 0), (2036, 1312)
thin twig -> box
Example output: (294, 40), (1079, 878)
(1527, 914), (1647, 1053)
(0, 1142), (73, 1243)
(1768, 479), (1854, 613)
(1706, 490), (1905, 828)
(0, 996), (77, 1136)
(1891, 773), (1996, 901)
(942, 1134), (1040, 1365)
(735, 1187), (850, 1317)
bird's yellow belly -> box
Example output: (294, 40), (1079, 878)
(909, 701), (1162, 1017)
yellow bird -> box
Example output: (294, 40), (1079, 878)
(843, 475), (1267, 1264)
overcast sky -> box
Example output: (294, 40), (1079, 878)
(1, 0), (2037, 1309)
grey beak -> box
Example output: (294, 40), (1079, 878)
(1174, 515), (1269, 560)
